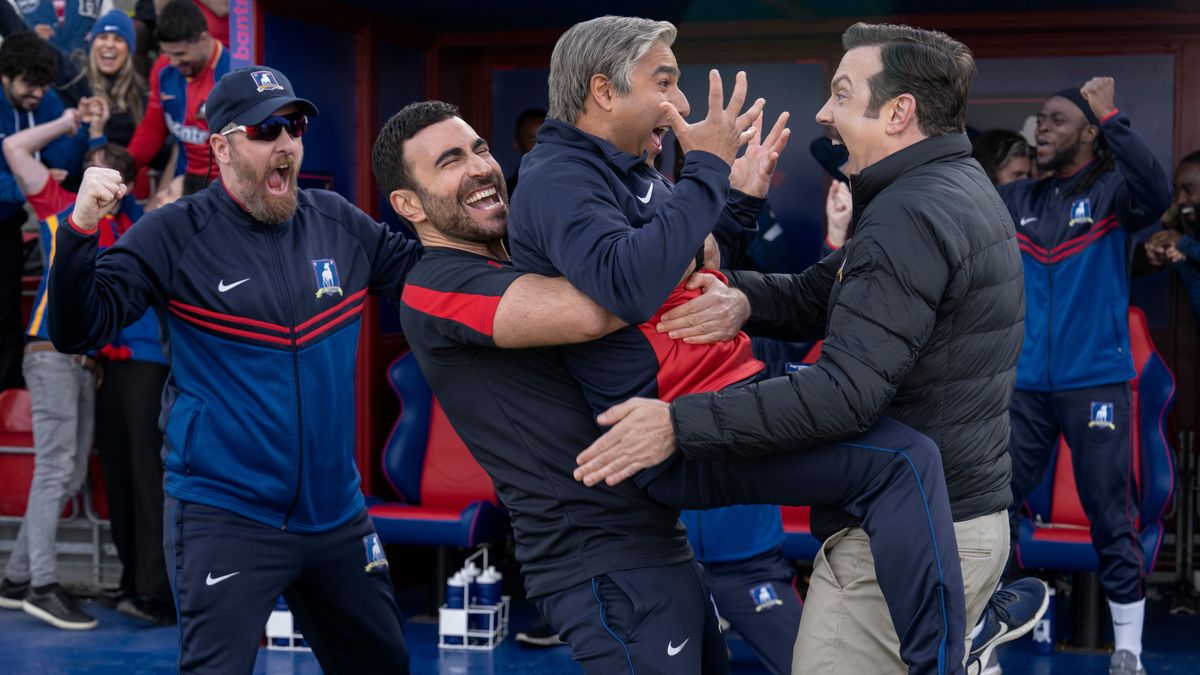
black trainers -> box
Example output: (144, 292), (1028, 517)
(22, 584), (97, 630)
(0, 578), (29, 609)
(515, 618), (564, 647)
(117, 595), (177, 626)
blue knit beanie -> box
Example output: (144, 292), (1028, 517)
(89, 10), (137, 54)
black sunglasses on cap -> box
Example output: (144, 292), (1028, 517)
(221, 112), (308, 142)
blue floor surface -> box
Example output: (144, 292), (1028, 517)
(1, 594), (1197, 673)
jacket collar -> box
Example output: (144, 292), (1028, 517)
(537, 118), (649, 174)
(850, 133), (973, 223)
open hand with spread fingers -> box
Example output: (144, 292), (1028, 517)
(729, 110), (791, 197)
(663, 69), (766, 167)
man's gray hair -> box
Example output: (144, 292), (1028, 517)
(548, 15), (677, 124)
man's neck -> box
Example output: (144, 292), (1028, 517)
(1057, 151), (1095, 179)
(574, 112), (631, 156)
(419, 227), (507, 260)
(856, 133), (927, 172)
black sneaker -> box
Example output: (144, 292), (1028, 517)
(0, 578), (28, 609)
(515, 618), (564, 647)
(117, 595), (177, 626)
(22, 584), (97, 630)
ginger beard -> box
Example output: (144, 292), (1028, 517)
(419, 171), (508, 244)
(228, 141), (301, 225)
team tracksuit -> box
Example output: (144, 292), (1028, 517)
(998, 110), (1171, 603)
(47, 182), (420, 673)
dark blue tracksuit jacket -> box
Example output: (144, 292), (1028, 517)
(47, 182), (421, 532)
(998, 112), (1170, 391)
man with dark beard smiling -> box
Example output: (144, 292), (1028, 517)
(45, 66), (418, 674)
(997, 78), (1171, 675)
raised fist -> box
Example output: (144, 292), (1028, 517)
(1080, 77), (1116, 121)
(73, 167), (127, 231)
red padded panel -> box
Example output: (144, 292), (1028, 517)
(802, 341), (822, 365)
(779, 505), (812, 531)
(89, 454), (108, 520)
(1128, 307), (1152, 375)
(0, 452), (76, 519)
(1031, 526), (1093, 544)
(418, 398), (498, 510)
(0, 452), (34, 516)
(368, 503), (465, 521)
(1050, 439), (1090, 528)
(0, 388), (33, 444)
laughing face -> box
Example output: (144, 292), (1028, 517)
(404, 116), (508, 244)
(222, 104), (303, 225)
(91, 32), (129, 76)
(815, 46), (888, 175)
(608, 41), (690, 159)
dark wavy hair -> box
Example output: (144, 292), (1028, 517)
(372, 101), (460, 197)
(0, 32), (60, 87)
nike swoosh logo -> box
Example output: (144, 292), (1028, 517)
(218, 278), (250, 293)
(637, 183), (654, 204)
(205, 571), (239, 586)
(667, 638), (688, 656)
(1019, 217), (1038, 225)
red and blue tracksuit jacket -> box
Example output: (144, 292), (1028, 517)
(998, 111), (1170, 392)
(24, 177), (164, 364)
(0, 88), (88, 221)
(128, 44), (230, 180)
(47, 182), (422, 532)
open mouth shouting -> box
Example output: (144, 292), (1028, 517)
(266, 158), (294, 196)
(650, 126), (668, 155)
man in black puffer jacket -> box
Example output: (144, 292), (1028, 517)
(575, 23), (1027, 673)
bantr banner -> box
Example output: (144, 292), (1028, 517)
(229, 0), (255, 69)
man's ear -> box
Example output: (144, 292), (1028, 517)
(587, 74), (617, 113)
(1081, 124), (1099, 144)
(210, 133), (231, 164)
(885, 93), (918, 136)
(390, 188), (425, 224)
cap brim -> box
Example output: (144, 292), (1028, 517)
(233, 97), (320, 128)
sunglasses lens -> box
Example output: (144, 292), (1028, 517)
(244, 115), (307, 142)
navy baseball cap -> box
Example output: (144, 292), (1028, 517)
(205, 65), (319, 135)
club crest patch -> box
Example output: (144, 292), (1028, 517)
(312, 259), (343, 298)
(252, 70), (284, 93)
(1069, 197), (1094, 227)
(1089, 401), (1116, 430)
(363, 534), (388, 573)
(750, 583), (782, 613)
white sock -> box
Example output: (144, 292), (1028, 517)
(1109, 598), (1144, 668)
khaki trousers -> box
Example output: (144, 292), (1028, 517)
(792, 511), (1009, 674)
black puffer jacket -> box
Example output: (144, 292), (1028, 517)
(670, 133), (1024, 524)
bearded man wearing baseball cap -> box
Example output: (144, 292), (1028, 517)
(46, 65), (420, 674)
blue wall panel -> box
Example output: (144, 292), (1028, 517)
(264, 14), (358, 202)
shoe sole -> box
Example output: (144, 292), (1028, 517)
(967, 582), (1050, 675)
(0, 597), (25, 610)
(514, 634), (565, 647)
(21, 601), (97, 630)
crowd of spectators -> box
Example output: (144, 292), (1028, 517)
(0, 0), (229, 630)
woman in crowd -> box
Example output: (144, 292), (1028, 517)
(973, 128), (1035, 186)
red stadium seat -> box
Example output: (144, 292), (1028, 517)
(367, 352), (506, 549)
(1016, 307), (1176, 574)
(0, 388), (77, 519)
